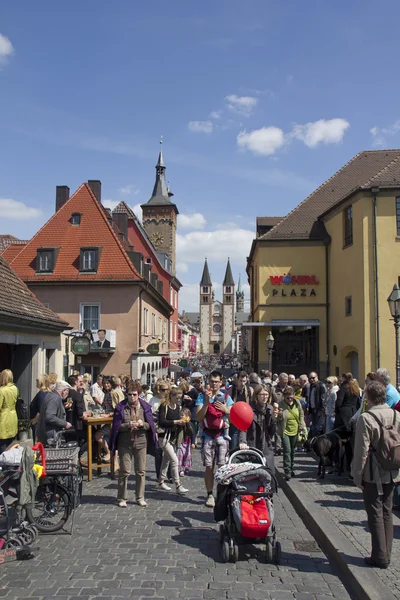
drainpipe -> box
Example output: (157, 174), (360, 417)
(325, 243), (330, 377)
(371, 187), (380, 369)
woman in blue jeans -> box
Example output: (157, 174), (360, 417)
(278, 387), (306, 481)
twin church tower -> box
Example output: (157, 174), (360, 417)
(199, 258), (244, 355)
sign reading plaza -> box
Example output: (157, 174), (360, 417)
(270, 274), (319, 297)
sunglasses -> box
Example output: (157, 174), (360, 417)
(128, 392), (138, 396)
(160, 387), (169, 391)
(309, 377), (316, 380)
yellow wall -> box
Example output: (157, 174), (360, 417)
(251, 242), (327, 370)
(324, 189), (400, 382)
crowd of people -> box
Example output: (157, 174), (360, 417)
(1, 362), (400, 570)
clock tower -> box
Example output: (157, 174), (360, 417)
(141, 147), (179, 274)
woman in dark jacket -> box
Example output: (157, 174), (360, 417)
(110, 382), (157, 508)
(238, 384), (277, 473)
(334, 372), (360, 472)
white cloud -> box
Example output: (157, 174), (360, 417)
(237, 126), (285, 156)
(225, 94), (258, 117)
(292, 118), (350, 148)
(0, 34), (14, 66)
(118, 184), (140, 195)
(209, 110), (222, 120)
(178, 212), (206, 230)
(103, 200), (142, 221)
(0, 198), (41, 220)
(177, 226), (254, 264)
(370, 120), (400, 147)
(177, 261), (189, 274)
(188, 121), (213, 134)
(178, 283), (200, 312)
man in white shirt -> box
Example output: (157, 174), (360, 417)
(90, 374), (104, 406)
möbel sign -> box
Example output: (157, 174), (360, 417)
(270, 274), (319, 298)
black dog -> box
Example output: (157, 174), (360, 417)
(304, 433), (343, 479)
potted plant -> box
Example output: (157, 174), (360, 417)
(18, 419), (31, 442)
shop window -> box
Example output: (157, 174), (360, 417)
(80, 303), (100, 330)
(396, 198), (400, 236)
(345, 296), (352, 317)
(36, 248), (56, 273)
(80, 247), (99, 272)
(343, 206), (353, 247)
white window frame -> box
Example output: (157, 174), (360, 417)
(82, 249), (97, 272)
(143, 308), (149, 335)
(158, 317), (162, 337)
(80, 302), (101, 331)
(163, 320), (167, 342)
(152, 313), (156, 336)
(169, 319), (172, 343)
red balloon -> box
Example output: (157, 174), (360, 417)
(230, 402), (254, 431)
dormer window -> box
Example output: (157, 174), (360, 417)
(71, 213), (81, 225)
(36, 248), (56, 273)
(80, 247), (99, 272)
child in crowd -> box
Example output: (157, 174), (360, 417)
(177, 408), (196, 477)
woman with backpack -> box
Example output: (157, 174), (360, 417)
(352, 380), (400, 569)
(157, 387), (189, 496)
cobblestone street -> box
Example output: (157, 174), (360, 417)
(0, 450), (351, 600)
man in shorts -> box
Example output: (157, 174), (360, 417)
(196, 370), (233, 508)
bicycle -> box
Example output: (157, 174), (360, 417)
(26, 431), (82, 534)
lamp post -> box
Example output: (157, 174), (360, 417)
(387, 283), (400, 389)
(266, 331), (275, 373)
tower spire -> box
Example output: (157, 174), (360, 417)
(142, 141), (178, 210)
(200, 258), (212, 286)
(223, 258), (235, 286)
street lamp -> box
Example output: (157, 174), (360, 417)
(266, 331), (275, 373)
(388, 283), (400, 388)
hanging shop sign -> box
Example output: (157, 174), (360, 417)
(71, 336), (91, 355)
(147, 343), (160, 355)
(270, 274), (319, 297)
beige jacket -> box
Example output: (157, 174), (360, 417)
(351, 404), (400, 493)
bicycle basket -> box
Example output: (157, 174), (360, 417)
(40, 447), (79, 472)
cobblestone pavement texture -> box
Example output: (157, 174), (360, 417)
(283, 451), (400, 598)
(0, 450), (352, 600)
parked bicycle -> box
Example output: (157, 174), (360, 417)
(26, 431), (82, 533)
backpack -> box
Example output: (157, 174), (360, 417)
(366, 410), (400, 471)
(203, 393), (229, 431)
(16, 397), (28, 421)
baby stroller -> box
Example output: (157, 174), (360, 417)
(214, 448), (280, 564)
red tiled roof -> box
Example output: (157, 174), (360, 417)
(261, 150), (400, 241)
(0, 256), (68, 329)
(10, 184), (142, 282)
(2, 243), (26, 262)
(0, 235), (28, 252)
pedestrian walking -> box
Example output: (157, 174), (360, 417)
(324, 376), (339, 433)
(335, 372), (360, 472)
(352, 380), (400, 569)
(307, 372), (326, 437)
(278, 387), (306, 481)
(110, 382), (157, 508)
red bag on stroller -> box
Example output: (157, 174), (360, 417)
(232, 485), (271, 539)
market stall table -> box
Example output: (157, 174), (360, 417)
(85, 415), (115, 482)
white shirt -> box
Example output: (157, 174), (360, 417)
(90, 382), (104, 405)
(149, 396), (161, 414)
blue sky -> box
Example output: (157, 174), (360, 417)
(1, 1), (400, 311)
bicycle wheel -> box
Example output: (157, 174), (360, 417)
(26, 481), (71, 533)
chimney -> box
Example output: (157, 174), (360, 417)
(55, 186), (70, 212)
(104, 207), (113, 225)
(88, 180), (101, 203)
(112, 212), (128, 240)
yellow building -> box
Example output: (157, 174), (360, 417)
(246, 150), (400, 382)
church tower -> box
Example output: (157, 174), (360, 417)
(222, 258), (235, 354)
(141, 146), (179, 274)
(200, 259), (212, 354)
(236, 273), (245, 313)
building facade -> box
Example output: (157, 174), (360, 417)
(199, 259), (238, 355)
(246, 149), (400, 382)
